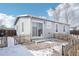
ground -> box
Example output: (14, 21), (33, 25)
(0, 37), (33, 56)
(24, 39), (68, 56)
(0, 37), (68, 56)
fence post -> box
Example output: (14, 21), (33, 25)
(14, 36), (18, 45)
(6, 37), (8, 47)
(14, 36), (16, 45)
(1, 37), (3, 47)
(62, 45), (64, 56)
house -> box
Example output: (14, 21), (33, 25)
(14, 15), (70, 42)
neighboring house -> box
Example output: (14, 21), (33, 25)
(0, 28), (16, 37)
(0, 28), (16, 48)
(14, 15), (70, 42)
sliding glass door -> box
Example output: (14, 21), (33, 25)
(32, 22), (43, 37)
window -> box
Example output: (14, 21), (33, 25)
(63, 26), (65, 32)
(32, 22), (43, 37)
(56, 24), (58, 32)
(22, 22), (24, 32)
(16, 26), (18, 31)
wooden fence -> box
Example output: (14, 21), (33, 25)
(62, 39), (79, 56)
(53, 33), (76, 41)
(0, 37), (7, 48)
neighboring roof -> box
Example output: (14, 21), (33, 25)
(14, 15), (70, 26)
(0, 28), (15, 30)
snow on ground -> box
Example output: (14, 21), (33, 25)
(0, 45), (33, 56)
(0, 37), (33, 56)
(29, 48), (53, 56)
(0, 37), (68, 56)
(29, 46), (61, 56)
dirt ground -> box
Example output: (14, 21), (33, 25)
(23, 42), (53, 50)
(23, 39), (68, 50)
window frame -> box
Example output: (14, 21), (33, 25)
(22, 22), (24, 32)
(63, 26), (65, 32)
(56, 24), (58, 32)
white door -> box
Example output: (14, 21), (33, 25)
(8, 37), (14, 47)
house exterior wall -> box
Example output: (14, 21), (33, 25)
(15, 17), (31, 36)
(44, 21), (54, 38)
(54, 23), (70, 34)
(31, 18), (55, 39)
(65, 25), (70, 34)
(15, 20), (20, 36)
(31, 18), (44, 39)
(15, 17), (31, 42)
(15, 16), (70, 42)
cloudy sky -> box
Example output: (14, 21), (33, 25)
(48, 3), (79, 27)
(1, 3), (79, 28)
(0, 3), (59, 28)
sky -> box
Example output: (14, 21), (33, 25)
(0, 3), (79, 28)
(0, 3), (59, 17)
(0, 3), (59, 28)
(0, 3), (78, 28)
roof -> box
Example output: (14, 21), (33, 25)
(14, 15), (70, 26)
(0, 28), (15, 30)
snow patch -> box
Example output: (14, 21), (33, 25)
(0, 37), (33, 56)
(29, 48), (53, 56)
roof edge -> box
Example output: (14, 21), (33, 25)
(14, 15), (70, 26)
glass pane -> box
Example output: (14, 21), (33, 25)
(32, 22), (37, 36)
(32, 22), (43, 37)
(32, 27), (37, 36)
(37, 23), (43, 36)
